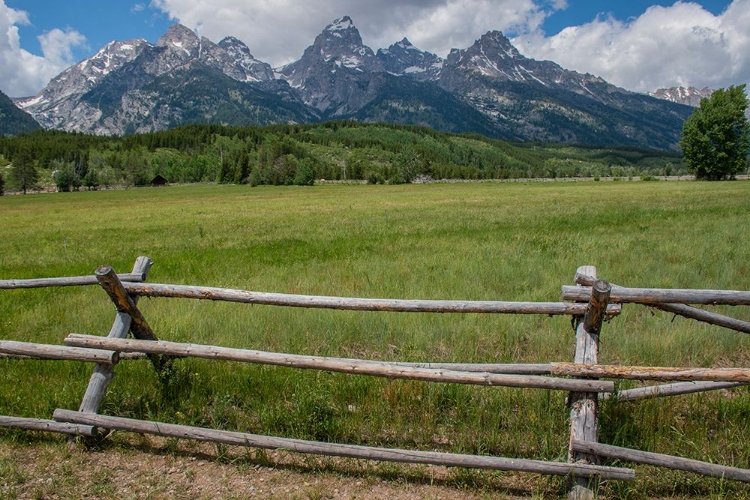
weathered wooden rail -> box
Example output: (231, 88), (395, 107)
(1, 257), (748, 499)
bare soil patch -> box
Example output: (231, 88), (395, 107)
(0, 433), (562, 499)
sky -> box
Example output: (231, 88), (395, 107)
(1, 0), (748, 98)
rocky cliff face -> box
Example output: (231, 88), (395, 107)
(275, 16), (386, 115)
(15, 39), (149, 130)
(16, 25), (301, 135)
(439, 31), (623, 99)
(14, 17), (694, 149)
(376, 38), (443, 81)
(436, 31), (691, 148)
(649, 86), (713, 107)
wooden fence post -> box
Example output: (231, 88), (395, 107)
(94, 263), (170, 373)
(568, 267), (611, 500)
(78, 257), (153, 414)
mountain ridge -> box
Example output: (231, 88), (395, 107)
(650, 86), (714, 107)
(13, 17), (693, 150)
(0, 89), (40, 136)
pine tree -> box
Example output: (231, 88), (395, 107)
(10, 150), (38, 194)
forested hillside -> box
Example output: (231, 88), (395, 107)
(0, 122), (684, 191)
(0, 90), (40, 136)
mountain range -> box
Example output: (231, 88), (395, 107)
(12, 16), (696, 150)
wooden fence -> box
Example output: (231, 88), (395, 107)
(1, 256), (749, 499)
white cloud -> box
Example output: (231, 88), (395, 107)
(513, 0), (750, 92)
(7, 0), (745, 98)
(149, 0), (559, 66)
(38, 28), (87, 66)
(0, 0), (87, 97)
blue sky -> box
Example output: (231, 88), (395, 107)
(5, 0), (171, 58)
(542, 0), (730, 33)
(2, 0), (747, 97)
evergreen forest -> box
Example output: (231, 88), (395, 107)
(0, 122), (686, 191)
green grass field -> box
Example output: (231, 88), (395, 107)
(1, 180), (749, 498)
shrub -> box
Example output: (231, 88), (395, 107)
(52, 161), (80, 192)
(292, 160), (315, 186)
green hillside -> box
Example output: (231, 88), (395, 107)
(0, 121), (684, 190)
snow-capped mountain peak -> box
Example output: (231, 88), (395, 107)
(156, 23), (200, 55)
(217, 36), (275, 82)
(649, 86), (713, 107)
(376, 38), (443, 81)
(13, 20), (694, 150)
(325, 16), (355, 32)
(14, 37), (149, 126)
(395, 38), (418, 50)
(277, 15), (381, 92)
(16, 23), (277, 132)
(74, 39), (148, 82)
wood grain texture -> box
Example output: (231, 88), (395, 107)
(52, 410), (635, 481)
(122, 282), (622, 315)
(65, 334), (615, 393)
(600, 381), (747, 401)
(563, 285), (750, 306)
(572, 440), (750, 482)
(0, 341), (117, 365)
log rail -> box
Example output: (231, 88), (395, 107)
(0, 258), (748, 497)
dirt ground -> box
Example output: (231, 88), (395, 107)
(0, 433), (564, 499)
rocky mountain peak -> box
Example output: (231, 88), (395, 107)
(14, 36), (150, 127)
(444, 30), (537, 80)
(649, 86), (713, 107)
(377, 38), (443, 81)
(316, 15), (376, 69)
(75, 38), (148, 82)
(478, 31), (521, 59)
(156, 24), (200, 57)
(439, 28), (626, 104)
(277, 15), (380, 90)
(325, 16), (355, 32)
(14, 20), (694, 150)
(217, 36), (275, 82)
(218, 36), (252, 56)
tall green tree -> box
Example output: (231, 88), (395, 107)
(680, 85), (749, 180)
(51, 160), (80, 192)
(10, 150), (38, 194)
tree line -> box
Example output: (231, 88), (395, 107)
(0, 121), (692, 194)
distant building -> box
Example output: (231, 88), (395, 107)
(150, 175), (168, 187)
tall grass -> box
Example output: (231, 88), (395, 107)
(1, 180), (749, 496)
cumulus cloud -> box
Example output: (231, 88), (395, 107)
(150, 0), (559, 66)
(0, 0), (87, 97)
(148, 0), (750, 91)
(6, 0), (748, 97)
(513, 0), (750, 92)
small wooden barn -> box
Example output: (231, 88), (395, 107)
(150, 175), (168, 187)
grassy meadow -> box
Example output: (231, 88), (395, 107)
(1, 180), (749, 498)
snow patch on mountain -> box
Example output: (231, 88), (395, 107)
(649, 86), (713, 107)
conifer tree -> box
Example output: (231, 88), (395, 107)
(10, 150), (38, 194)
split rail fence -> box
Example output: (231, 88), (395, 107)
(1, 256), (749, 498)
